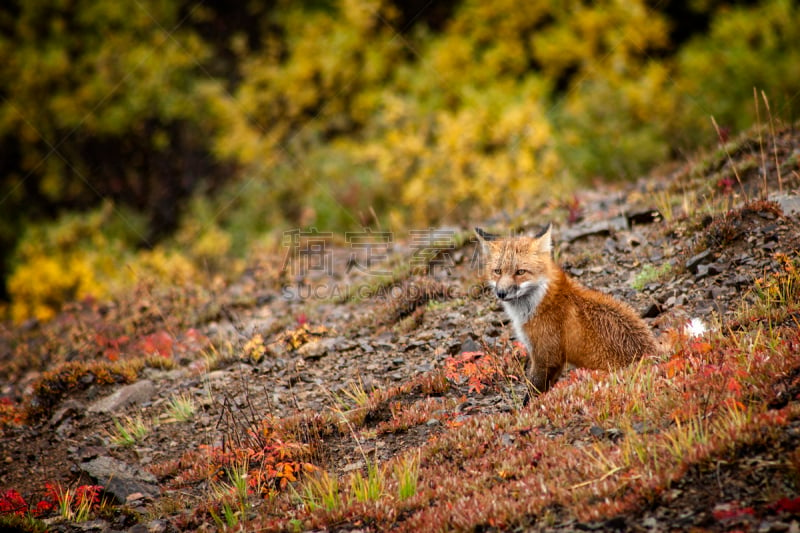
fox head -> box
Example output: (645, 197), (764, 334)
(474, 225), (556, 303)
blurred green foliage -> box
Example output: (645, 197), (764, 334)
(1, 0), (798, 321)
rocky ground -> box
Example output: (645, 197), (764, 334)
(1, 127), (800, 531)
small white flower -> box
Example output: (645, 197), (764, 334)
(685, 317), (707, 338)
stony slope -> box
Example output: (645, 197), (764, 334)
(1, 126), (800, 531)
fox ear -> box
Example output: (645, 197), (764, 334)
(474, 227), (501, 242)
(535, 223), (552, 253)
(474, 227), (500, 254)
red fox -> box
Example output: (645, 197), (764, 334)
(475, 225), (656, 400)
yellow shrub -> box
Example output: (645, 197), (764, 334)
(352, 78), (560, 227)
(6, 202), (143, 323)
(8, 252), (108, 323)
(127, 247), (198, 288)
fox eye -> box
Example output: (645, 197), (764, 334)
(492, 268), (502, 275)
(515, 269), (528, 276)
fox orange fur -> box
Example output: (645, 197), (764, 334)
(475, 225), (656, 400)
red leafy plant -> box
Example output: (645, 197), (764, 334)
(445, 347), (520, 394)
(154, 416), (316, 498)
(0, 489), (34, 517)
(768, 496), (800, 515)
(95, 332), (131, 361)
(0, 482), (102, 522)
(0, 397), (25, 432)
(712, 501), (756, 522)
(96, 327), (209, 361)
(47, 482), (104, 521)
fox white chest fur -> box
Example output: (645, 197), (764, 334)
(490, 278), (550, 355)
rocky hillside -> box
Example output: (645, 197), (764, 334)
(1, 126), (800, 531)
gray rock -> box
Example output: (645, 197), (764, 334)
(685, 250), (712, 274)
(87, 380), (156, 414)
(72, 446), (105, 462)
(589, 425), (604, 438)
(562, 216), (629, 242)
(50, 399), (84, 428)
(297, 339), (327, 359)
(460, 338), (481, 354)
(731, 274), (752, 288)
(770, 193), (800, 215)
(642, 517), (659, 529)
(608, 215), (629, 232)
(708, 287), (727, 300)
(74, 519), (108, 531)
(80, 455), (159, 503)
(140, 520), (169, 533)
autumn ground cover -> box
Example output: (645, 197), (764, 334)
(1, 125), (800, 531)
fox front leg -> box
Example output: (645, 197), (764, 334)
(522, 361), (564, 405)
(522, 335), (565, 405)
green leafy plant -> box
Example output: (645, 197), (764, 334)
(209, 458), (251, 529)
(209, 501), (239, 531)
(339, 379), (371, 410)
(167, 393), (196, 423)
(348, 459), (385, 503)
(394, 451), (420, 501)
(109, 415), (149, 446)
(631, 263), (673, 291)
(298, 470), (341, 512)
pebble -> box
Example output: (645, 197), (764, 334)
(642, 517), (659, 528)
(695, 265), (710, 280)
(685, 250), (712, 274)
(708, 287), (727, 299)
(460, 338), (482, 353)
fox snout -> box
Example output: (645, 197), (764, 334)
(495, 286), (513, 300)
(492, 282), (518, 301)
(492, 279), (546, 303)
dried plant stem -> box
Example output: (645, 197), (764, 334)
(753, 87), (768, 198)
(761, 90), (783, 193)
(711, 116), (749, 203)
